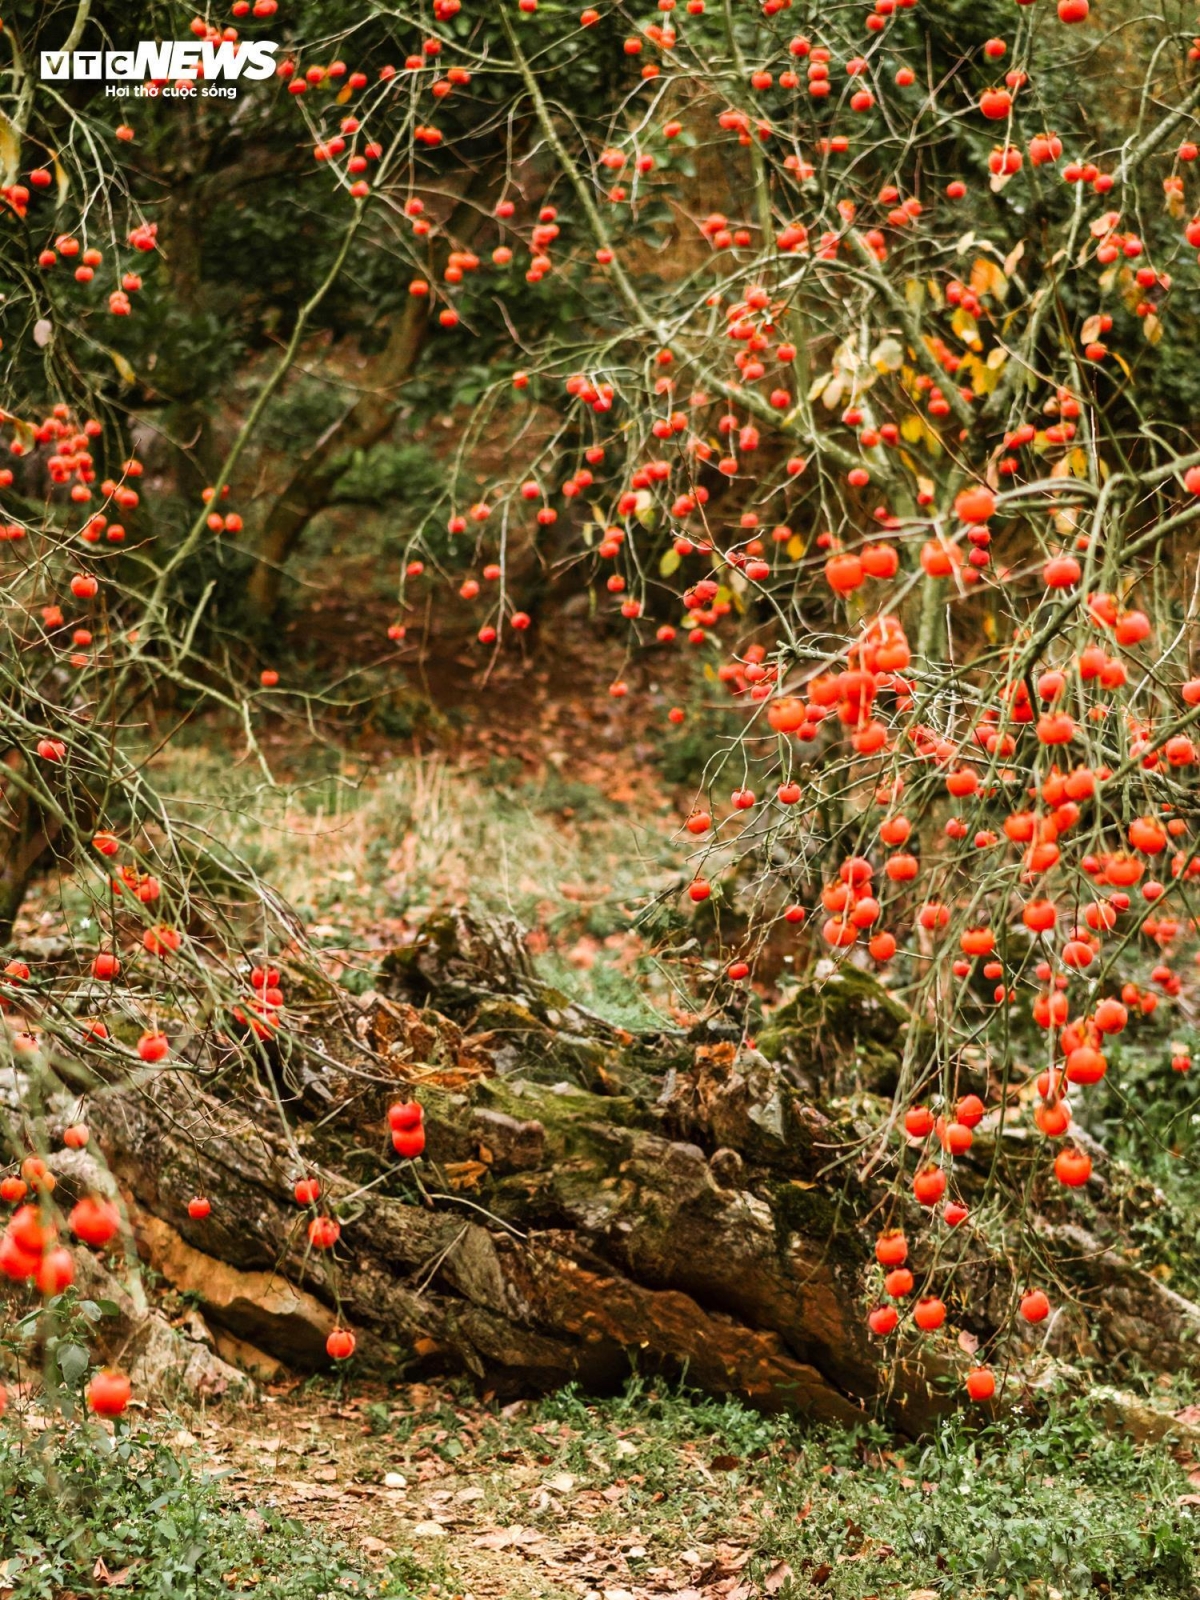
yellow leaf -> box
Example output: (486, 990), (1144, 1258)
(1111, 350), (1132, 379)
(53, 155), (69, 209)
(1069, 447), (1089, 478)
(659, 547), (680, 577)
(950, 307), (981, 348)
(917, 475), (935, 501)
(109, 349), (137, 387)
(444, 1159), (487, 1191)
(1080, 313), (1103, 345)
(1144, 313), (1163, 345)
(0, 110), (18, 188)
(900, 413), (926, 444)
(703, 663), (718, 682)
(786, 533), (805, 561)
(1003, 239), (1026, 278)
(871, 337), (904, 372)
(808, 370), (830, 403)
(982, 611), (997, 643)
(986, 345), (1008, 371)
(821, 373), (845, 411)
(904, 277), (926, 312)
(960, 353), (999, 397)
(975, 247), (1011, 298)
(633, 488), (657, 531)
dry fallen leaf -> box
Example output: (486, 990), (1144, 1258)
(765, 1559), (793, 1594)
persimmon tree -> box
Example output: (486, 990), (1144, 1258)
(4, 0), (1200, 1416)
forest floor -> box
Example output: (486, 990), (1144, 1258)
(133, 1371), (1200, 1600)
(8, 615), (1200, 1598)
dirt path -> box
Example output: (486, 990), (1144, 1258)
(201, 1382), (765, 1600)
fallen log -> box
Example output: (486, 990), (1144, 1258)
(63, 913), (1200, 1431)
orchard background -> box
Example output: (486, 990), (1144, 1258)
(5, 0), (1200, 1594)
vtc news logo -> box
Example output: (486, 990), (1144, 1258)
(40, 40), (278, 83)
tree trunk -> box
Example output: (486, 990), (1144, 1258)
(243, 149), (520, 622)
(0, 765), (60, 945)
(80, 913), (1200, 1429)
(243, 295), (429, 619)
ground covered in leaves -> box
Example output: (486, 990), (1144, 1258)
(10, 1377), (1197, 1600)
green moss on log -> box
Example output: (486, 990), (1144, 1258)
(757, 966), (910, 1096)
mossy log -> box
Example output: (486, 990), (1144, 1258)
(74, 914), (1200, 1430)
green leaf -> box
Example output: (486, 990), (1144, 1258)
(659, 547), (681, 576)
(58, 1342), (90, 1385)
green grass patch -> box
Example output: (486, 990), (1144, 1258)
(463, 1380), (1200, 1600)
(0, 1415), (422, 1600)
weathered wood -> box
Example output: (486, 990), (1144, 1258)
(74, 914), (1200, 1429)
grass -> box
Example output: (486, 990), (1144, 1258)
(8, 1376), (1195, 1600)
(277, 1376), (1200, 1600)
(0, 1413), (423, 1600)
(479, 1382), (1198, 1599)
(106, 741), (686, 1024)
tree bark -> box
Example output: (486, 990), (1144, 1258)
(78, 913), (1200, 1429)
(0, 761), (61, 945)
(243, 150), (518, 622)
(243, 295), (430, 619)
